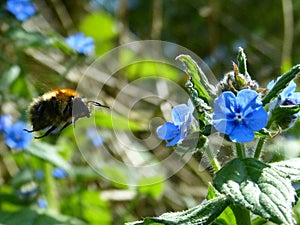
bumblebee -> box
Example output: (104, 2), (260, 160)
(24, 88), (108, 139)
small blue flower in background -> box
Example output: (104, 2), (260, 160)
(37, 199), (48, 208)
(267, 79), (300, 129)
(66, 33), (94, 55)
(157, 101), (194, 146)
(86, 127), (104, 147)
(6, 0), (36, 21)
(52, 168), (67, 179)
(268, 79), (300, 106)
(0, 114), (12, 133)
(35, 170), (44, 180)
(4, 121), (33, 149)
(213, 89), (268, 142)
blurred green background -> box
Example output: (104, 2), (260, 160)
(1, 0), (300, 225)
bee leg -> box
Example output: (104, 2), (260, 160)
(59, 121), (72, 133)
(35, 125), (57, 139)
(24, 129), (35, 133)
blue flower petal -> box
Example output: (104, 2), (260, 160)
(281, 80), (297, 99)
(6, 0), (36, 21)
(66, 33), (94, 55)
(157, 122), (179, 140)
(236, 90), (260, 111)
(229, 123), (254, 142)
(214, 91), (236, 116)
(4, 121), (33, 149)
(0, 114), (12, 133)
(245, 107), (268, 131)
(166, 133), (181, 146)
(52, 168), (67, 179)
(172, 104), (191, 125)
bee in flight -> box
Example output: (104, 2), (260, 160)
(24, 88), (109, 139)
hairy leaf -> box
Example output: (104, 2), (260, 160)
(125, 195), (230, 225)
(213, 158), (296, 225)
(271, 158), (300, 182)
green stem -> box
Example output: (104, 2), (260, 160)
(230, 205), (251, 225)
(254, 138), (266, 159)
(205, 146), (221, 172)
(44, 163), (57, 211)
(235, 143), (246, 158)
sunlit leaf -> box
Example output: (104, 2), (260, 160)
(125, 195), (230, 225)
(271, 158), (300, 182)
(79, 12), (117, 41)
(213, 158), (296, 225)
(26, 142), (71, 172)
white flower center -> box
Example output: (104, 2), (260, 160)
(235, 113), (243, 122)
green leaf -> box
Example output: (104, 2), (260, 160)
(7, 27), (52, 49)
(125, 61), (180, 81)
(137, 176), (164, 198)
(26, 142), (71, 172)
(262, 64), (300, 105)
(125, 195), (230, 225)
(94, 110), (144, 131)
(269, 104), (300, 130)
(213, 158), (296, 225)
(61, 190), (111, 225)
(0, 65), (20, 92)
(177, 54), (214, 132)
(206, 184), (236, 225)
(79, 12), (117, 41)
(237, 47), (248, 77)
(271, 158), (300, 182)
(176, 54), (216, 103)
(101, 166), (128, 189)
(0, 208), (86, 225)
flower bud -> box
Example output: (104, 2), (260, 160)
(217, 63), (259, 93)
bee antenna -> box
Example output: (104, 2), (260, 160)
(87, 100), (110, 109)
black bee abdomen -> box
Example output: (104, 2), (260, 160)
(30, 97), (61, 131)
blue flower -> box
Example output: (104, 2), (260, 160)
(157, 102), (194, 146)
(86, 127), (104, 147)
(268, 79), (300, 106)
(0, 114), (12, 133)
(52, 168), (67, 179)
(66, 33), (94, 55)
(267, 79), (300, 129)
(6, 0), (36, 21)
(37, 199), (48, 208)
(4, 121), (33, 149)
(35, 170), (44, 180)
(213, 89), (268, 142)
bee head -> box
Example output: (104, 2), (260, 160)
(72, 98), (109, 125)
(72, 98), (91, 124)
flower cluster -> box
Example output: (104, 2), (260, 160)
(157, 53), (300, 146)
(66, 33), (95, 55)
(6, 0), (36, 21)
(0, 114), (33, 149)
